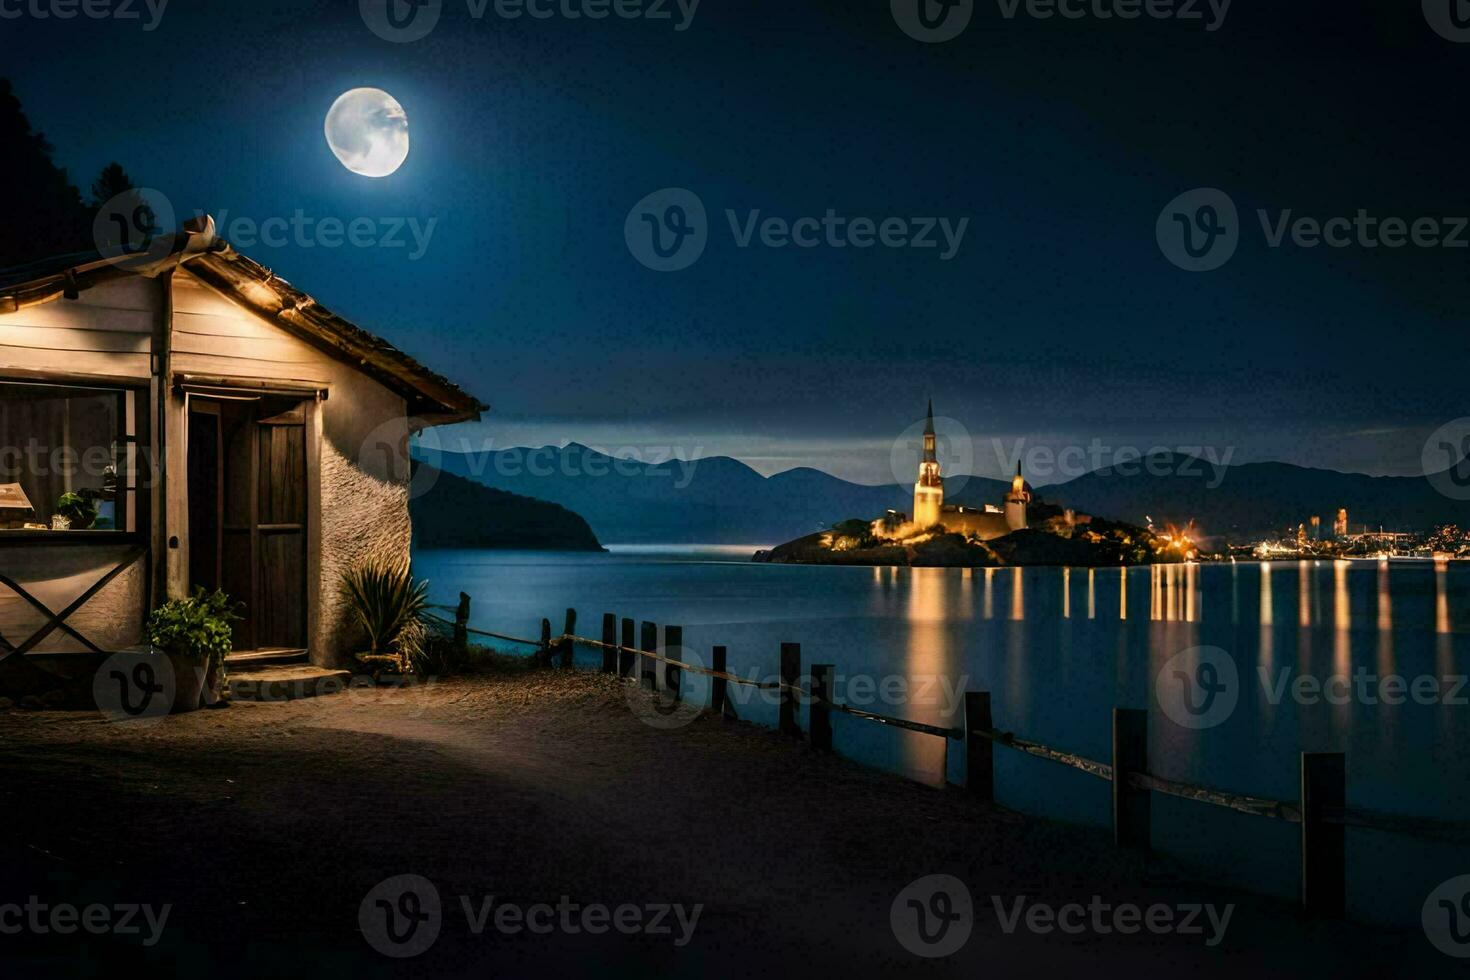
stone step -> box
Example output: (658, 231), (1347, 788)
(225, 649), (309, 671)
(227, 666), (351, 702)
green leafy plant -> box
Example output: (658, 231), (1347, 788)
(145, 588), (241, 667)
(340, 558), (428, 667)
(56, 490), (99, 529)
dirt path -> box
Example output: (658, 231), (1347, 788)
(0, 670), (1442, 977)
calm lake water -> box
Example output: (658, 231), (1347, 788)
(413, 547), (1470, 927)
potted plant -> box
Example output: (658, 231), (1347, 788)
(340, 557), (428, 683)
(55, 490), (99, 530)
(144, 588), (241, 713)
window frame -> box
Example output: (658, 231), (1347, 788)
(0, 372), (151, 547)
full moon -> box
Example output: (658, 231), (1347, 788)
(324, 88), (409, 178)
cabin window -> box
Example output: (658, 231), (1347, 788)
(0, 381), (142, 536)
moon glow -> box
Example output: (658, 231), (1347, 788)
(325, 88), (410, 178)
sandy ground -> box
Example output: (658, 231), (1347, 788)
(0, 667), (1444, 978)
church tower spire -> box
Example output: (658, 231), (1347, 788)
(913, 399), (944, 528)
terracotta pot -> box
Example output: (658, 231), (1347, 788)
(202, 661), (228, 707)
(164, 652), (207, 714)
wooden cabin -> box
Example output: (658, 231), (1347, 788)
(0, 217), (483, 689)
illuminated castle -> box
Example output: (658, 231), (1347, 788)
(905, 401), (1030, 541)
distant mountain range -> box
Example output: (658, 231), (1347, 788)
(415, 443), (1470, 545)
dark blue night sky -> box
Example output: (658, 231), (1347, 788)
(6, 0), (1467, 483)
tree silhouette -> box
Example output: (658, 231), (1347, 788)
(90, 161), (159, 255)
(0, 78), (93, 268)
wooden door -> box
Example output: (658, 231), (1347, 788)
(252, 403), (306, 650)
(192, 396), (307, 652)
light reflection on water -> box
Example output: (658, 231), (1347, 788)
(413, 548), (1470, 927)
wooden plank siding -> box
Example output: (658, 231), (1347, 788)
(0, 278), (157, 380)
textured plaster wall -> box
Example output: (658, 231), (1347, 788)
(313, 387), (413, 668)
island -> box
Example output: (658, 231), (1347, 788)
(410, 463), (606, 552)
(753, 402), (1190, 567)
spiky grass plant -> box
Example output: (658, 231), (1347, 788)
(339, 557), (428, 662)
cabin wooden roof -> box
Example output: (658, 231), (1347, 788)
(0, 234), (486, 425)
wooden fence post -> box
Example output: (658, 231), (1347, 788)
(1112, 708), (1150, 851)
(779, 642), (801, 737)
(539, 618), (552, 659)
(711, 645), (728, 717)
(965, 691), (993, 801)
(560, 608), (577, 668)
(663, 626), (683, 700)
(453, 592), (470, 658)
(620, 618), (635, 678)
(809, 664), (834, 751)
(640, 621), (658, 690)
(601, 614), (617, 673)
(1301, 752), (1346, 917)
